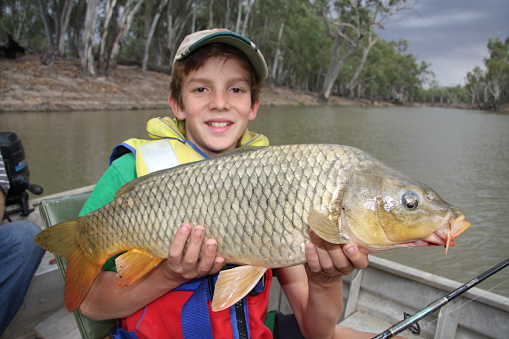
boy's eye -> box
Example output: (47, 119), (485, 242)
(230, 87), (244, 94)
(194, 87), (207, 93)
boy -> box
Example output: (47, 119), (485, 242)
(79, 29), (373, 338)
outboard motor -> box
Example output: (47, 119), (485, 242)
(0, 132), (43, 219)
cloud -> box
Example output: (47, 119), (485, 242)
(375, 0), (509, 86)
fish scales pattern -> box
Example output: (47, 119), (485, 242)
(77, 144), (375, 268)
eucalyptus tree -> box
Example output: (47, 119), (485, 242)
(165, 0), (199, 65)
(484, 36), (509, 111)
(82, 0), (100, 75)
(465, 66), (486, 108)
(37, 0), (76, 56)
(314, 0), (410, 101)
(141, 0), (168, 74)
(249, 0), (329, 90)
(351, 38), (430, 103)
(97, 0), (147, 75)
(1, 0), (40, 45)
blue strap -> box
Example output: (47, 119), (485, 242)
(175, 278), (214, 339)
(110, 143), (136, 165)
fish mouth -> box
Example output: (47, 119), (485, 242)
(421, 214), (471, 255)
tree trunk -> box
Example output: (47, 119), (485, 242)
(167, 0), (194, 66)
(37, 0), (54, 49)
(81, 0), (100, 76)
(224, 0), (231, 29)
(235, 0), (242, 33)
(269, 21), (285, 88)
(241, 0), (254, 36)
(98, 0), (147, 75)
(321, 35), (356, 101)
(347, 36), (378, 98)
(142, 0), (169, 74)
(319, 0), (410, 101)
(56, 0), (76, 56)
(97, 0), (118, 75)
(208, 0), (214, 28)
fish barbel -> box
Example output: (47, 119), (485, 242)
(35, 144), (471, 312)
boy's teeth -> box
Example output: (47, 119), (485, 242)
(209, 122), (230, 127)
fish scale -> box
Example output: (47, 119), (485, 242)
(35, 143), (471, 312)
(100, 145), (334, 265)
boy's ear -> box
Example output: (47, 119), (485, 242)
(249, 100), (260, 120)
(168, 95), (185, 120)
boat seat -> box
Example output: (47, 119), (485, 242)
(39, 192), (116, 339)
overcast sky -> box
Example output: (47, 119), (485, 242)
(375, 0), (509, 87)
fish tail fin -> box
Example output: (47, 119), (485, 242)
(35, 218), (101, 312)
(35, 218), (80, 257)
(65, 245), (102, 311)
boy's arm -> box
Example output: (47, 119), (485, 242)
(276, 230), (369, 339)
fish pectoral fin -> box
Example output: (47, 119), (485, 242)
(115, 250), (164, 288)
(211, 265), (267, 312)
(307, 209), (346, 244)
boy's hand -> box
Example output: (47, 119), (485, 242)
(304, 229), (369, 285)
(163, 223), (225, 284)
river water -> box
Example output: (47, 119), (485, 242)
(1, 105), (508, 298)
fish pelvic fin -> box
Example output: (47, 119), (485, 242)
(211, 265), (267, 312)
(115, 250), (164, 288)
(34, 218), (102, 312)
(308, 210), (349, 244)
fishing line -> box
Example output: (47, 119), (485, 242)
(421, 276), (509, 330)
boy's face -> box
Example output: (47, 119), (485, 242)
(169, 56), (259, 158)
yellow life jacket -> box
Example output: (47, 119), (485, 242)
(111, 117), (269, 177)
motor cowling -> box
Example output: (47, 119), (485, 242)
(0, 131), (43, 218)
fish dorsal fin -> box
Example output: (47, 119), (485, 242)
(217, 146), (265, 158)
(307, 210), (349, 244)
(114, 146), (266, 198)
(115, 249), (164, 288)
(211, 265), (267, 311)
(115, 177), (142, 198)
(114, 170), (164, 198)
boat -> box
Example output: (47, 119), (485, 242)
(2, 186), (508, 339)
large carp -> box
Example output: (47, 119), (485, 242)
(35, 144), (470, 312)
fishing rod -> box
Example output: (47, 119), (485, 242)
(372, 257), (509, 339)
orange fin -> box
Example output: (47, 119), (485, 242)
(211, 265), (267, 311)
(34, 218), (100, 312)
(65, 246), (102, 312)
(34, 218), (80, 257)
(115, 250), (164, 288)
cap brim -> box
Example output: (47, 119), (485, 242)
(175, 30), (268, 80)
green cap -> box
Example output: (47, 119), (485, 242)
(173, 29), (268, 80)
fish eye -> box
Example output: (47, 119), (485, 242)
(402, 191), (419, 210)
